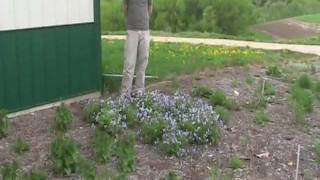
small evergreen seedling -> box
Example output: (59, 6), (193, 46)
(50, 135), (81, 175)
(92, 129), (114, 163)
(297, 74), (313, 89)
(54, 104), (74, 133)
(78, 158), (96, 180)
(13, 138), (30, 155)
(0, 161), (20, 180)
(230, 155), (242, 169)
(255, 110), (271, 127)
(25, 169), (48, 180)
(266, 65), (282, 77)
(116, 131), (136, 173)
(215, 106), (231, 126)
(0, 109), (9, 139)
(191, 86), (213, 98)
(314, 142), (320, 164)
(84, 102), (100, 124)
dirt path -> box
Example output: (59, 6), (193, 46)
(102, 35), (320, 56)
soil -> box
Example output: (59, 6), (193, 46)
(255, 19), (320, 39)
(1, 64), (320, 179)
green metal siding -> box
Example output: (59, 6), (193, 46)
(0, 0), (101, 111)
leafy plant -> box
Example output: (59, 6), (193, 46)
(92, 129), (114, 163)
(120, 105), (137, 128)
(290, 85), (314, 123)
(78, 158), (96, 180)
(96, 105), (120, 136)
(266, 64), (282, 77)
(25, 169), (47, 180)
(297, 74), (313, 89)
(13, 138), (30, 155)
(255, 110), (271, 126)
(141, 119), (167, 144)
(84, 102), (101, 123)
(0, 161), (20, 180)
(166, 171), (181, 180)
(261, 81), (276, 96)
(192, 86), (213, 99)
(229, 155), (242, 169)
(116, 131), (136, 173)
(210, 90), (239, 110)
(0, 109), (9, 139)
(314, 142), (320, 164)
(50, 135), (81, 175)
(54, 104), (74, 133)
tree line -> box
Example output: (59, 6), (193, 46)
(101, 0), (320, 35)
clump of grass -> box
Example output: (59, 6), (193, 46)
(25, 169), (48, 180)
(266, 64), (282, 77)
(210, 90), (239, 111)
(141, 119), (167, 144)
(255, 110), (271, 126)
(13, 138), (30, 155)
(0, 161), (20, 180)
(313, 81), (320, 96)
(50, 135), (81, 175)
(192, 86), (213, 99)
(92, 129), (114, 163)
(262, 81), (276, 96)
(215, 106), (231, 126)
(166, 171), (181, 180)
(297, 74), (313, 89)
(78, 159), (96, 180)
(290, 85), (314, 123)
(229, 155), (242, 169)
(54, 104), (74, 133)
(314, 142), (320, 164)
(0, 109), (10, 139)
(115, 131), (136, 174)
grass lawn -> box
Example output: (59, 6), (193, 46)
(102, 39), (309, 91)
(296, 13), (320, 24)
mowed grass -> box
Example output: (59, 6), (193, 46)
(102, 40), (307, 79)
(296, 14), (320, 24)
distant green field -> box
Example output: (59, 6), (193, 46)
(296, 14), (320, 24)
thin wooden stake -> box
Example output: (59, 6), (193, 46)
(295, 144), (301, 180)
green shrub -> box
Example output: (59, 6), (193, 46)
(297, 74), (313, 89)
(84, 102), (101, 123)
(13, 138), (30, 155)
(166, 171), (181, 180)
(262, 81), (276, 97)
(120, 105), (137, 128)
(215, 106), (231, 125)
(255, 110), (271, 126)
(210, 90), (239, 110)
(54, 104), (74, 133)
(229, 155), (242, 169)
(116, 131), (136, 173)
(266, 65), (282, 77)
(0, 161), (20, 180)
(191, 86), (213, 99)
(92, 129), (114, 163)
(290, 85), (314, 123)
(313, 81), (320, 96)
(314, 142), (320, 164)
(25, 169), (47, 180)
(50, 136), (81, 175)
(141, 119), (167, 144)
(0, 110), (9, 139)
(78, 158), (96, 180)
(160, 135), (188, 157)
(96, 105), (120, 135)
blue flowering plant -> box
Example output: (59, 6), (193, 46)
(90, 91), (221, 157)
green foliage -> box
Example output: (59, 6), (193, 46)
(314, 142), (320, 164)
(120, 105), (137, 128)
(215, 106), (231, 126)
(209, 167), (233, 180)
(192, 86), (213, 99)
(0, 109), (9, 139)
(166, 171), (181, 180)
(290, 85), (314, 123)
(210, 90), (239, 110)
(54, 104), (74, 133)
(25, 170), (48, 180)
(13, 138), (30, 155)
(313, 81), (320, 96)
(0, 161), (20, 180)
(261, 81), (276, 96)
(84, 102), (101, 123)
(92, 129), (114, 163)
(78, 159), (97, 180)
(229, 155), (242, 169)
(160, 135), (188, 157)
(255, 110), (271, 126)
(115, 132), (136, 173)
(141, 119), (167, 144)
(297, 74), (313, 89)
(266, 64), (282, 77)
(50, 136), (81, 175)
(96, 105), (120, 135)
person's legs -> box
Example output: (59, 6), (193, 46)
(134, 31), (150, 93)
(121, 30), (139, 95)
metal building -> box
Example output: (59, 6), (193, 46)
(0, 0), (101, 112)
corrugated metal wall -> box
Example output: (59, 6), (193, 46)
(0, 0), (101, 111)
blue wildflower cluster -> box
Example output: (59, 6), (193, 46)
(92, 91), (221, 156)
